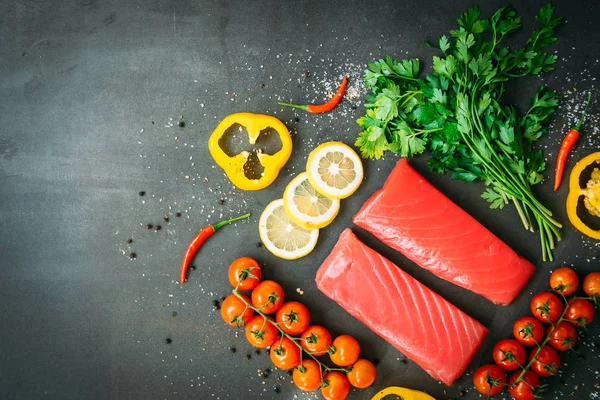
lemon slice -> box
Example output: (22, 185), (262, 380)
(306, 142), (364, 199)
(283, 172), (340, 230)
(259, 199), (319, 260)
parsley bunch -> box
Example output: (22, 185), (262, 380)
(356, 4), (562, 261)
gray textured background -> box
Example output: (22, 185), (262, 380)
(1, 0), (599, 399)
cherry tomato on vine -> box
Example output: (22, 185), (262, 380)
(251, 280), (284, 314)
(530, 292), (562, 323)
(583, 272), (600, 296)
(508, 370), (541, 400)
(492, 339), (526, 371)
(329, 335), (360, 367)
(528, 345), (560, 377)
(472, 364), (507, 396)
(221, 294), (254, 327)
(228, 257), (261, 290)
(549, 267), (579, 296)
(245, 315), (279, 348)
(275, 301), (310, 335)
(321, 371), (350, 400)
(346, 359), (376, 389)
(270, 336), (301, 370)
(513, 316), (544, 346)
(300, 325), (332, 356)
(293, 359), (322, 391)
(547, 321), (577, 351)
(564, 298), (595, 326)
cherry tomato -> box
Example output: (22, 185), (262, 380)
(221, 294), (254, 327)
(321, 371), (350, 400)
(275, 301), (310, 335)
(245, 315), (279, 348)
(270, 336), (301, 370)
(492, 339), (526, 371)
(564, 298), (595, 326)
(528, 345), (560, 377)
(472, 364), (507, 396)
(329, 335), (360, 367)
(300, 325), (332, 356)
(583, 272), (600, 296)
(251, 280), (284, 314)
(547, 321), (577, 351)
(293, 359), (322, 392)
(346, 359), (376, 389)
(530, 292), (562, 323)
(228, 257), (261, 291)
(508, 370), (541, 400)
(549, 266), (579, 296)
(512, 316), (544, 346)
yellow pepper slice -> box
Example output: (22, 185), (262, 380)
(566, 152), (600, 239)
(371, 386), (436, 400)
(208, 112), (292, 191)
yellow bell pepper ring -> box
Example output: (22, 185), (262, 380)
(208, 112), (292, 191)
(371, 386), (436, 400)
(567, 152), (600, 239)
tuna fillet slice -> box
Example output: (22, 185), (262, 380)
(353, 159), (535, 306)
(315, 229), (488, 386)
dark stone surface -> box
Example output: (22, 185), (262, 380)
(1, 0), (599, 399)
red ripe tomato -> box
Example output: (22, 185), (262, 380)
(508, 370), (541, 400)
(275, 301), (310, 335)
(228, 257), (261, 291)
(329, 335), (360, 367)
(549, 267), (579, 296)
(300, 325), (332, 356)
(564, 298), (595, 326)
(220, 294), (254, 327)
(547, 321), (577, 351)
(346, 359), (376, 389)
(472, 364), (507, 396)
(244, 315), (279, 348)
(492, 339), (526, 371)
(528, 345), (560, 377)
(513, 316), (544, 346)
(293, 359), (322, 391)
(270, 336), (301, 370)
(251, 280), (284, 314)
(530, 292), (562, 323)
(321, 371), (350, 400)
(583, 272), (600, 296)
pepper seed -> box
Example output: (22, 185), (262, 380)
(178, 121), (185, 127)
(126, 239), (133, 244)
(145, 224), (153, 230)
(139, 191), (145, 196)
(165, 338), (172, 344)
(162, 216), (169, 222)
(154, 225), (161, 231)
(256, 242), (262, 248)
(129, 252), (137, 259)
(175, 212), (182, 217)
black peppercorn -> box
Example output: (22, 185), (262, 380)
(127, 239), (133, 244)
(145, 224), (153, 230)
(254, 349), (261, 355)
(256, 242), (262, 248)
(139, 191), (145, 196)
(165, 338), (172, 344)
(178, 121), (185, 127)
(303, 71), (310, 78)
(218, 199), (225, 205)
(229, 346), (236, 353)
(175, 212), (182, 217)
(162, 216), (169, 222)
(129, 252), (137, 259)
(154, 225), (161, 231)
(212, 300), (220, 310)
(259, 83), (265, 88)
(273, 385), (280, 393)
(245, 354), (252, 360)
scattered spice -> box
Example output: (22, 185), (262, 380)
(178, 121), (185, 128)
(175, 212), (182, 217)
(171, 311), (177, 317)
(303, 71), (311, 78)
(259, 83), (265, 89)
(129, 252), (137, 259)
(139, 191), (145, 196)
(162, 216), (169, 222)
(165, 338), (172, 344)
(256, 242), (262, 248)
(294, 117), (300, 122)
(126, 238), (133, 244)
(145, 224), (153, 230)
(273, 385), (281, 393)
(154, 225), (161, 231)
(229, 346), (236, 353)
(218, 199), (225, 205)
(254, 349), (261, 356)
(245, 354), (252, 360)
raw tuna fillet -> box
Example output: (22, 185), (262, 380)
(353, 159), (535, 306)
(315, 229), (487, 386)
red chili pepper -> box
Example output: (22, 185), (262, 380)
(554, 93), (592, 191)
(179, 213), (251, 284)
(278, 76), (348, 114)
